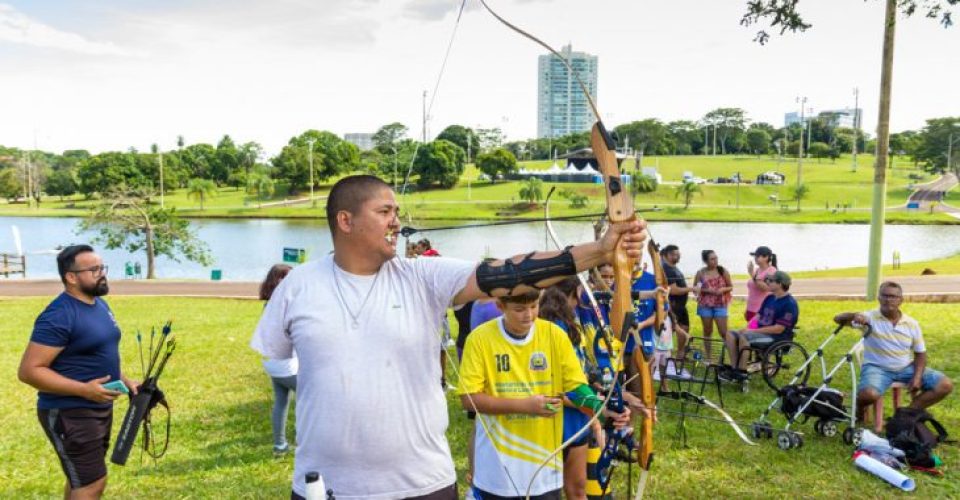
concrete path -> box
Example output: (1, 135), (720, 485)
(2, 275), (958, 302)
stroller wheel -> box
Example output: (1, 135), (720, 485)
(777, 431), (794, 450)
(791, 433), (804, 449)
(751, 422), (763, 440)
(814, 420), (823, 435)
(765, 427), (774, 439)
(842, 427), (856, 445)
(821, 421), (838, 437)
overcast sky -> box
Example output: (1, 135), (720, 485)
(1, 0), (957, 156)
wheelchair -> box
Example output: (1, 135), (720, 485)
(734, 333), (810, 392)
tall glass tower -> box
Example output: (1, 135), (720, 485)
(537, 44), (598, 139)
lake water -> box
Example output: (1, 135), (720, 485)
(2, 216), (959, 281)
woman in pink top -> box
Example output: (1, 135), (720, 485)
(694, 250), (733, 347)
(745, 246), (778, 322)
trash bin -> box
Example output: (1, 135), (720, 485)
(211, 269), (222, 281)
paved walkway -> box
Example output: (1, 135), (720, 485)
(1, 275), (958, 301)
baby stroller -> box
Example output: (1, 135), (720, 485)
(751, 323), (872, 450)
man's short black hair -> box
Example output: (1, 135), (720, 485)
(57, 244), (94, 284)
(325, 175), (392, 239)
(660, 244), (679, 257)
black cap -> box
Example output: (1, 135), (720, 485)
(306, 472), (319, 483)
(750, 246), (773, 257)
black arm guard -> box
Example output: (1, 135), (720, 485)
(476, 246), (578, 295)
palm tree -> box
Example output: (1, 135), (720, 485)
(517, 177), (544, 206)
(187, 178), (217, 210)
(674, 181), (702, 210)
(247, 173), (275, 208)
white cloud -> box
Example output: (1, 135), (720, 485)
(0, 3), (138, 56)
(403, 0), (478, 21)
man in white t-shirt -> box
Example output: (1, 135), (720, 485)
(835, 281), (953, 423)
(251, 175), (646, 500)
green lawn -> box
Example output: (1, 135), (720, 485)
(791, 253), (960, 278)
(1, 297), (957, 498)
(2, 154), (952, 224)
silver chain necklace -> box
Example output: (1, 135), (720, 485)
(332, 259), (381, 328)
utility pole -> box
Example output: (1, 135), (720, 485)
(712, 122), (718, 156)
(422, 90), (428, 143)
(852, 87), (860, 172)
(159, 150), (165, 209)
(866, 0), (898, 301)
(796, 97), (808, 189)
(737, 172), (740, 210)
(306, 138), (316, 208)
(806, 109), (813, 157)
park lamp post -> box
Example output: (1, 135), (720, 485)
(306, 138), (316, 208)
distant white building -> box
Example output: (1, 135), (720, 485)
(818, 108), (862, 129)
(538, 44), (598, 139)
(344, 133), (374, 151)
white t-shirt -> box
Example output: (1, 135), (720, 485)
(251, 254), (476, 499)
(262, 355), (298, 378)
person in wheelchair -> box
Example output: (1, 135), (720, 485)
(722, 271), (799, 381)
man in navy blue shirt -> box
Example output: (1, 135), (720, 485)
(724, 271), (799, 379)
(18, 244), (136, 499)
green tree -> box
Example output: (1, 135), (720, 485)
(79, 189), (211, 279)
(674, 181), (702, 210)
(77, 152), (150, 196)
(271, 130), (360, 192)
(215, 135), (241, 185)
(437, 125), (479, 162)
(246, 172), (275, 208)
(180, 143), (218, 182)
(559, 189), (589, 209)
(631, 174), (658, 195)
(518, 177), (544, 205)
(186, 178), (217, 210)
(0, 168), (22, 200)
(46, 168), (78, 200)
(476, 148), (517, 183)
(372, 122), (409, 154)
(412, 139), (465, 189)
(916, 117), (960, 173)
(703, 108), (748, 154)
(746, 128), (772, 156)
(615, 119), (672, 155)
(808, 142), (832, 162)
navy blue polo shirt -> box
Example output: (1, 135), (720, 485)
(756, 293), (799, 340)
(30, 293), (122, 410)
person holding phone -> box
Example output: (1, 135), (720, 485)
(18, 245), (138, 500)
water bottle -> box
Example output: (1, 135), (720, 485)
(304, 472), (326, 500)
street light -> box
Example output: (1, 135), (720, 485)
(796, 96), (808, 189)
(306, 138), (316, 208)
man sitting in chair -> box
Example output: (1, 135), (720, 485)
(723, 270), (799, 381)
(834, 281), (953, 423)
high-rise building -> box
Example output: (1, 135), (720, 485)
(343, 133), (374, 151)
(537, 45), (598, 139)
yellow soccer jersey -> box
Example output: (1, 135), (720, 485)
(459, 317), (587, 497)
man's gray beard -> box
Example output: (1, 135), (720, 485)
(82, 279), (110, 297)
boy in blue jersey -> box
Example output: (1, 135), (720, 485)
(18, 245), (137, 500)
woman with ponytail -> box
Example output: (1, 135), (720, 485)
(694, 250), (733, 348)
(746, 246), (778, 323)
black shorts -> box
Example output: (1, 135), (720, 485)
(38, 407), (113, 489)
(292, 482), (456, 500)
(671, 301), (690, 329)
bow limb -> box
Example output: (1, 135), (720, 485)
(590, 124), (654, 494)
(647, 237), (668, 334)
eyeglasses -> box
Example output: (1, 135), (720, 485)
(70, 265), (109, 276)
(879, 293), (902, 300)
(763, 278), (777, 283)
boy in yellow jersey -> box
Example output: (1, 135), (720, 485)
(459, 291), (631, 500)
